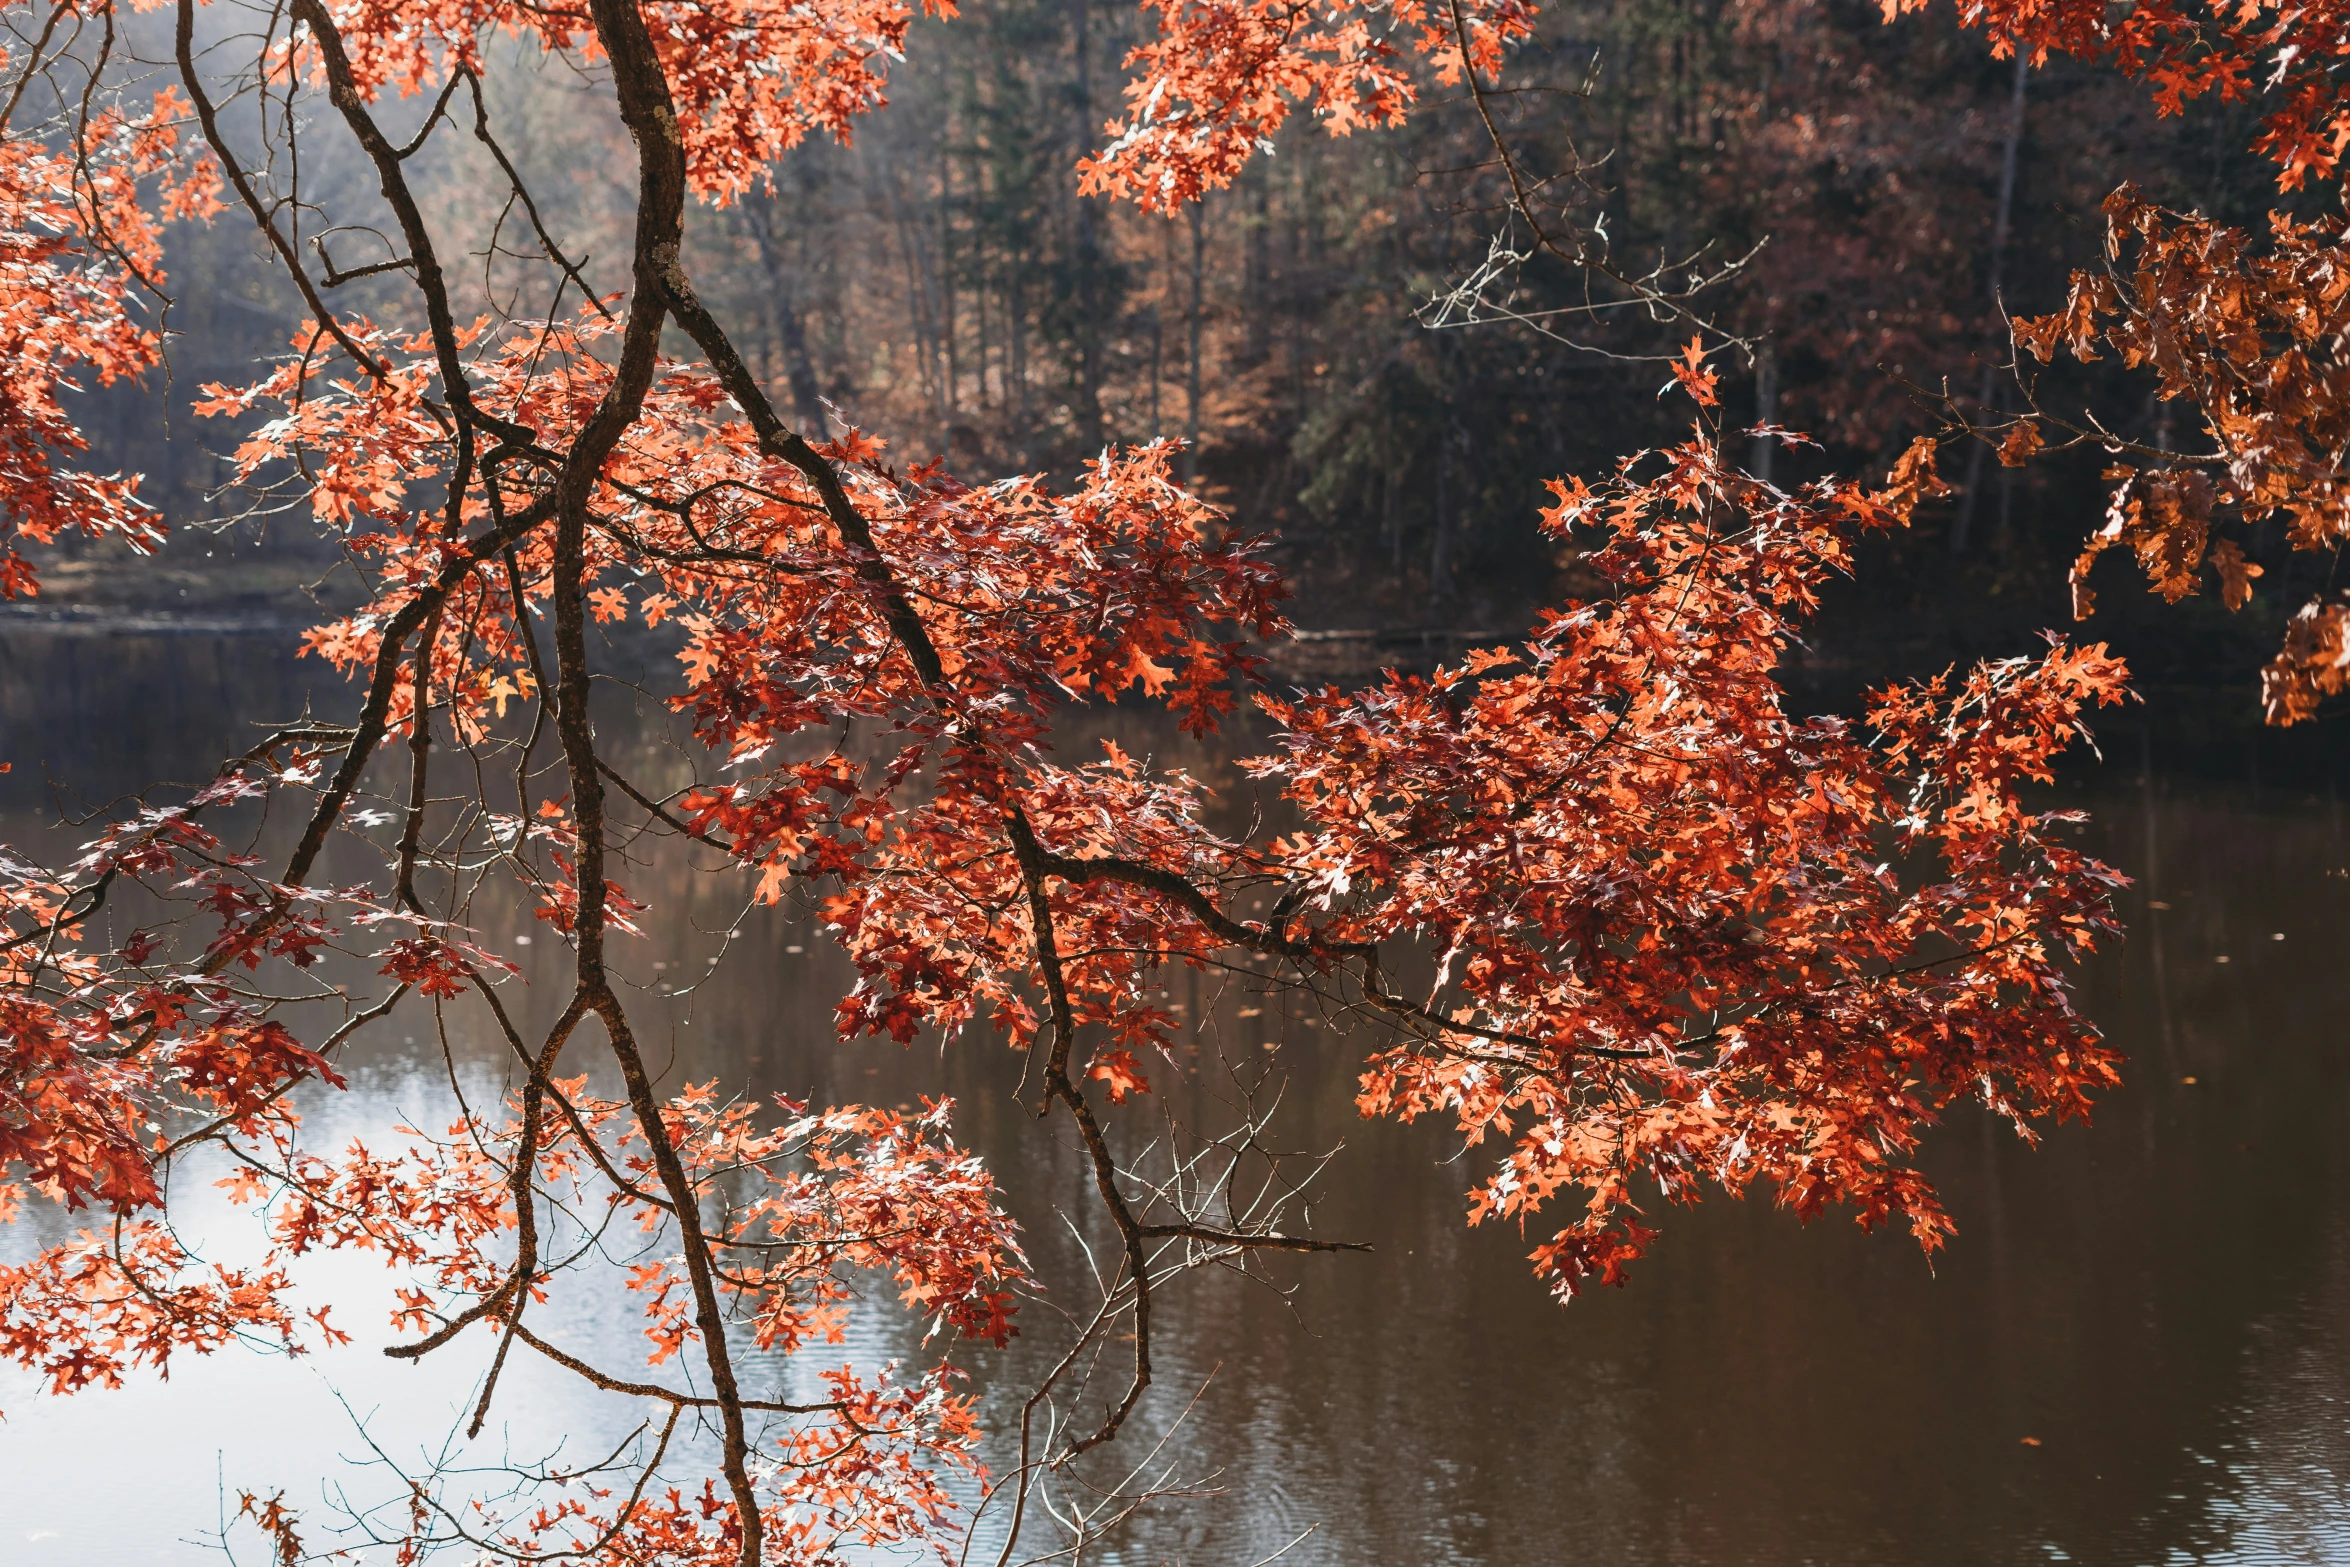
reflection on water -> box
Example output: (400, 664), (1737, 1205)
(5, 630), (2350, 1565)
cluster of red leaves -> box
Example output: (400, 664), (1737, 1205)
(824, 739), (1248, 1097)
(0, 1219), (305, 1396)
(293, 0), (947, 204)
(1079, 0), (1537, 211)
(471, 1360), (984, 1567)
(257, 1082), (1018, 1563)
(662, 1088), (1024, 1351)
(1, 779), (352, 1206)
(2015, 187), (2350, 721)
(1253, 432), (2129, 1293)
(0, 780), (357, 1402)
(0, 81), (217, 595)
(0, 752), (545, 1393)
(199, 305), (1284, 1110)
(1854, 0), (2350, 721)
(242, 1078), (1022, 1359)
(203, 310), (1282, 749)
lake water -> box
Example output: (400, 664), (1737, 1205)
(4, 628), (2350, 1565)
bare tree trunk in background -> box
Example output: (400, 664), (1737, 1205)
(1287, 158), (1306, 430)
(940, 138), (958, 445)
(879, 149), (946, 438)
(734, 208), (777, 386)
(1750, 32), (1779, 491)
(1749, 344), (1777, 484)
(1385, 460), (1402, 580)
(1431, 425), (1453, 607)
(1245, 173), (1269, 364)
(1151, 214), (1172, 440)
(979, 214), (995, 410)
(1185, 199), (1204, 486)
(1072, 0), (1104, 448)
(1010, 247), (1032, 462)
(1289, 148), (1312, 429)
(1952, 51), (2028, 556)
(745, 195), (830, 433)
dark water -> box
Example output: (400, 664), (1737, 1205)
(4, 629), (2350, 1565)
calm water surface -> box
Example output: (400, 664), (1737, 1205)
(4, 630), (2350, 1565)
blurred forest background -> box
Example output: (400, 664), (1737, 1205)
(42, 0), (2346, 766)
